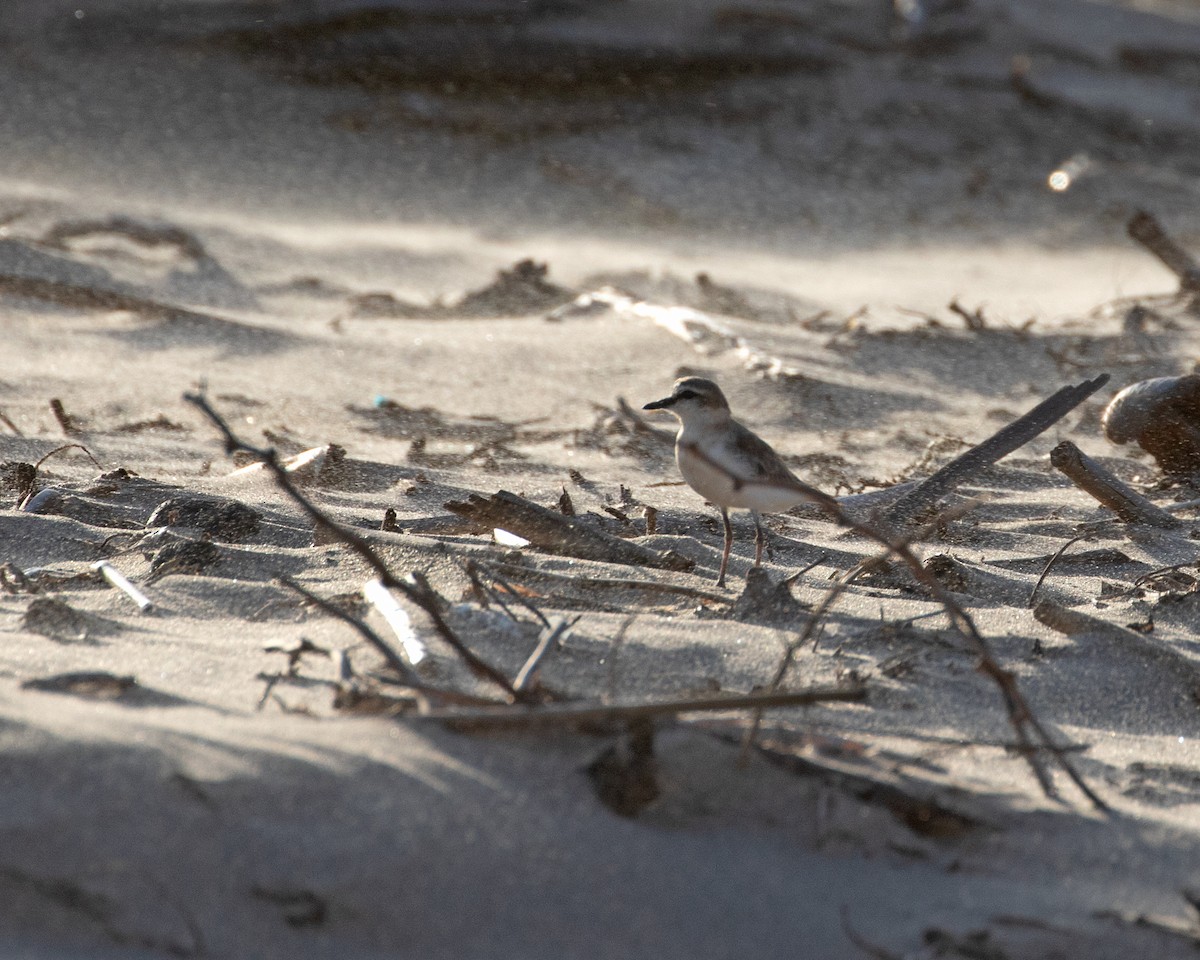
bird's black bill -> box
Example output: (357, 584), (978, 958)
(643, 396), (676, 410)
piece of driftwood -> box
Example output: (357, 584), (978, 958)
(1127, 210), (1200, 294)
(444, 490), (694, 571)
(1050, 441), (1180, 528)
(411, 685), (865, 730)
(479, 559), (731, 606)
(878, 374), (1111, 530)
(1033, 599), (1200, 699)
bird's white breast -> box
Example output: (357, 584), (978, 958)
(675, 433), (808, 513)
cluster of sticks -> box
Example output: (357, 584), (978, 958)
(188, 375), (1119, 810)
(182, 392), (864, 733)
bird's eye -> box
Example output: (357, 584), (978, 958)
(676, 389), (697, 400)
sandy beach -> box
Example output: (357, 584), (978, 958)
(3, 1), (1200, 956)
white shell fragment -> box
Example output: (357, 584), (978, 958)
(550, 287), (804, 379)
(224, 445), (331, 482)
(92, 560), (154, 613)
(363, 578), (428, 667)
(492, 527), (531, 548)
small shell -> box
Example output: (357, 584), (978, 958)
(1102, 374), (1200, 475)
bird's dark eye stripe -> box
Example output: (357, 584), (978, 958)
(676, 389), (698, 400)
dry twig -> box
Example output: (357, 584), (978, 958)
(1028, 533), (1094, 607)
(1050, 441), (1180, 528)
(33, 443), (102, 472)
(513, 617), (577, 693)
(1127, 210), (1200, 294)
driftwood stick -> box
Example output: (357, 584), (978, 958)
(445, 489), (694, 571)
(1127, 210), (1200, 293)
(411, 684), (866, 730)
(49, 398), (78, 437)
(880, 374), (1110, 529)
(1033, 599), (1200, 699)
(1050, 441), (1180, 528)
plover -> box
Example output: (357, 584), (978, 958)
(643, 376), (837, 587)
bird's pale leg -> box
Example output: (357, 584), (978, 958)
(752, 510), (765, 567)
(717, 507), (733, 587)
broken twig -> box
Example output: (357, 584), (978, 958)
(1127, 210), (1200, 294)
(513, 617), (577, 693)
(1050, 441), (1180, 528)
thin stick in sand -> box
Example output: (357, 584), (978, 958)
(49, 398), (78, 437)
(513, 617), (578, 694)
(410, 685), (866, 730)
